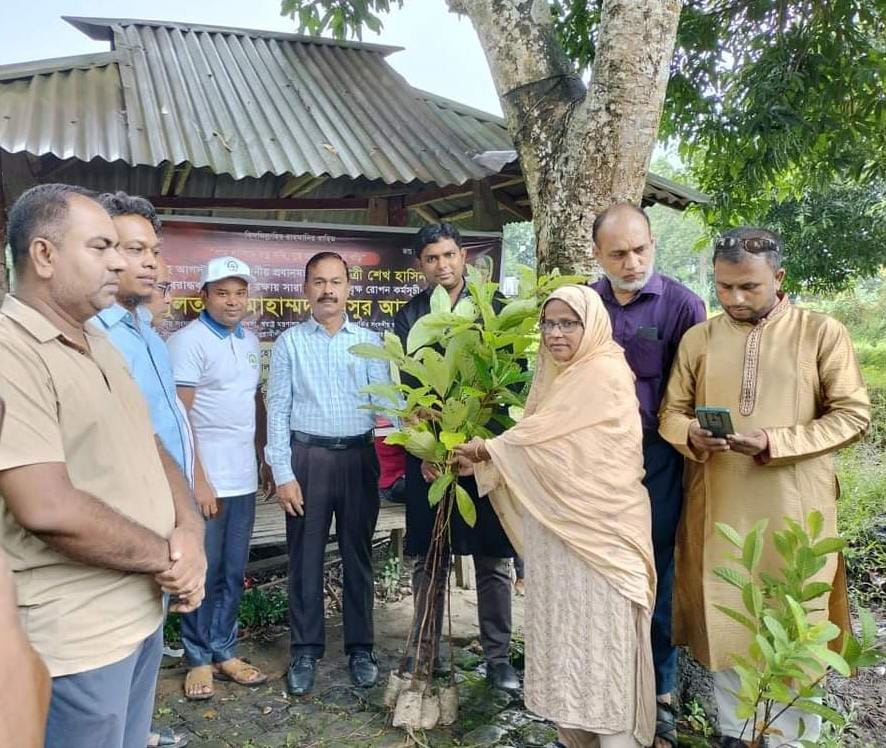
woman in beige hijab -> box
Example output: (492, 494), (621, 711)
(455, 285), (656, 748)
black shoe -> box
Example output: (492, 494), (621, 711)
(287, 655), (317, 695)
(349, 650), (379, 688)
(486, 661), (520, 692)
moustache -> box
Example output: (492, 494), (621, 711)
(319, 295), (337, 302)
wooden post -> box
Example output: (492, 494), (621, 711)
(471, 178), (503, 231)
(387, 195), (408, 227)
(367, 197), (389, 226)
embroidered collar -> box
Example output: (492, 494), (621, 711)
(737, 294), (791, 416)
(199, 310), (244, 339)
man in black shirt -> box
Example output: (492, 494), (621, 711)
(394, 224), (519, 692)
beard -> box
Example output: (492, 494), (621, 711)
(605, 265), (654, 294)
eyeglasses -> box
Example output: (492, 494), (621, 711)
(715, 236), (779, 254)
(156, 282), (172, 298)
(539, 319), (583, 334)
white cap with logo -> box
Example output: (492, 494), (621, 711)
(200, 256), (256, 286)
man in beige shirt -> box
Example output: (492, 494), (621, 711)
(0, 184), (207, 748)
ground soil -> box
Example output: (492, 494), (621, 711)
(153, 563), (885, 747)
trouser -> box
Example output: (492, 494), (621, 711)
(557, 726), (641, 748)
(287, 440), (380, 658)
(410, 554), (512, 665)
(714, 668), (821, 745)
(514, 555), (525, 580)
(643, 434), (684, 696)
(44, 625), (163, 748)
(181, 492), (256, 665)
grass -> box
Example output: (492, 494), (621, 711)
(837, 386), (886, 609)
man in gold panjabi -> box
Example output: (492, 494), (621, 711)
(658, 227), (870, 746)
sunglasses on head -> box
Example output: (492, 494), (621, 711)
(715, 236), (778, 254)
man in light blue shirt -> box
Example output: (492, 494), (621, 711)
(266, 251), (393, 695)
(90, 195), (192, 483)
(89, 192), (201, 748)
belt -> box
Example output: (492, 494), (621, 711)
(292, 430), (374, 450)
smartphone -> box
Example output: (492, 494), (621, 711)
(695, 406), (735, 438)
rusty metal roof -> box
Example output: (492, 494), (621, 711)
(0, 16), (708, 209)
(0, 16), (503, 186)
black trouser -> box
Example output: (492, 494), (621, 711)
(410, 554), (512, 665)
(285, 437), (380, 659)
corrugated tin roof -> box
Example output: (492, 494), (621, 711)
(0, 16), (708, 209)
(0, 16), (503, 186)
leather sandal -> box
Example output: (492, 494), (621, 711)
(213, 657), (268, 686)
(183, 665), (214, 700)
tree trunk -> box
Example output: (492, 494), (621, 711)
(453, 0), (682, 274)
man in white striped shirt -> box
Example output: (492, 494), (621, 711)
(265, 251), (394, 695)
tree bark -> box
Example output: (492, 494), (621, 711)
(452, 0), (682, 274)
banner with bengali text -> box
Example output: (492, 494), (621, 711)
(159, 217), (502, 378)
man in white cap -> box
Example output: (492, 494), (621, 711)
(167, 256), (270, 699)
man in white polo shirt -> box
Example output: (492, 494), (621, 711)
(167, 256), (270, 700)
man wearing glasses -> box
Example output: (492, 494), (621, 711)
(144, 255), (174, 336)
(659, 227), (870, 745)
(591, 202), (706, 748)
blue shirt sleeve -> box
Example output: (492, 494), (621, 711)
(264, 334), (296, 485)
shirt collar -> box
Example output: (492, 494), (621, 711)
(597, 272), (663, 304)
(422, 277), (469, 304)
(1, 294), (81, 345)
(199, 310), (244, 339)
(94, 302), (138, 330)
(306, 313), (357, 335)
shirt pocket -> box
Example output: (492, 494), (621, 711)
(624, 334), (666, 380)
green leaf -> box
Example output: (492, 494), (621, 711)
(430, 284), (451, 315)
(400, 429), (439, 462)
(439, 431), (466, 451)
(810, 537), (846, 556)
(763, 616), (790, 646)
(715, 522), (744, 549)
(455, 483), (477, 527)
(807, 510), (824, 540)
(809, 646), (851, 676)
(741, 520), (767, 571)
(427, 472), (454, 508)
(754, 633), (777, 666)
(452, 297), (477, 319)
(742, 582), (764, 618)
(713, 566), (751, 590)
(859, 607), (878, 649)
(382, 331), (405, 359)
(714, 604), (758, 632)
(361, 383), (402, 406)
(799, 581), (832, 601)
(349, 342), (398, 361)
(763, 678), (793, 704)
(785, 595), (808, 637)
(406, 315), (440, 354)
(791, 698), (846, 727)
(417, 348), (454, 398)
(496, 298), (538, 329)
(440, 399), (469, 432)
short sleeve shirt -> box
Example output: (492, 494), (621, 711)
(0, 295), (176, 677)
(90, 303), (191, 476)
(166, 313), (260, 497)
